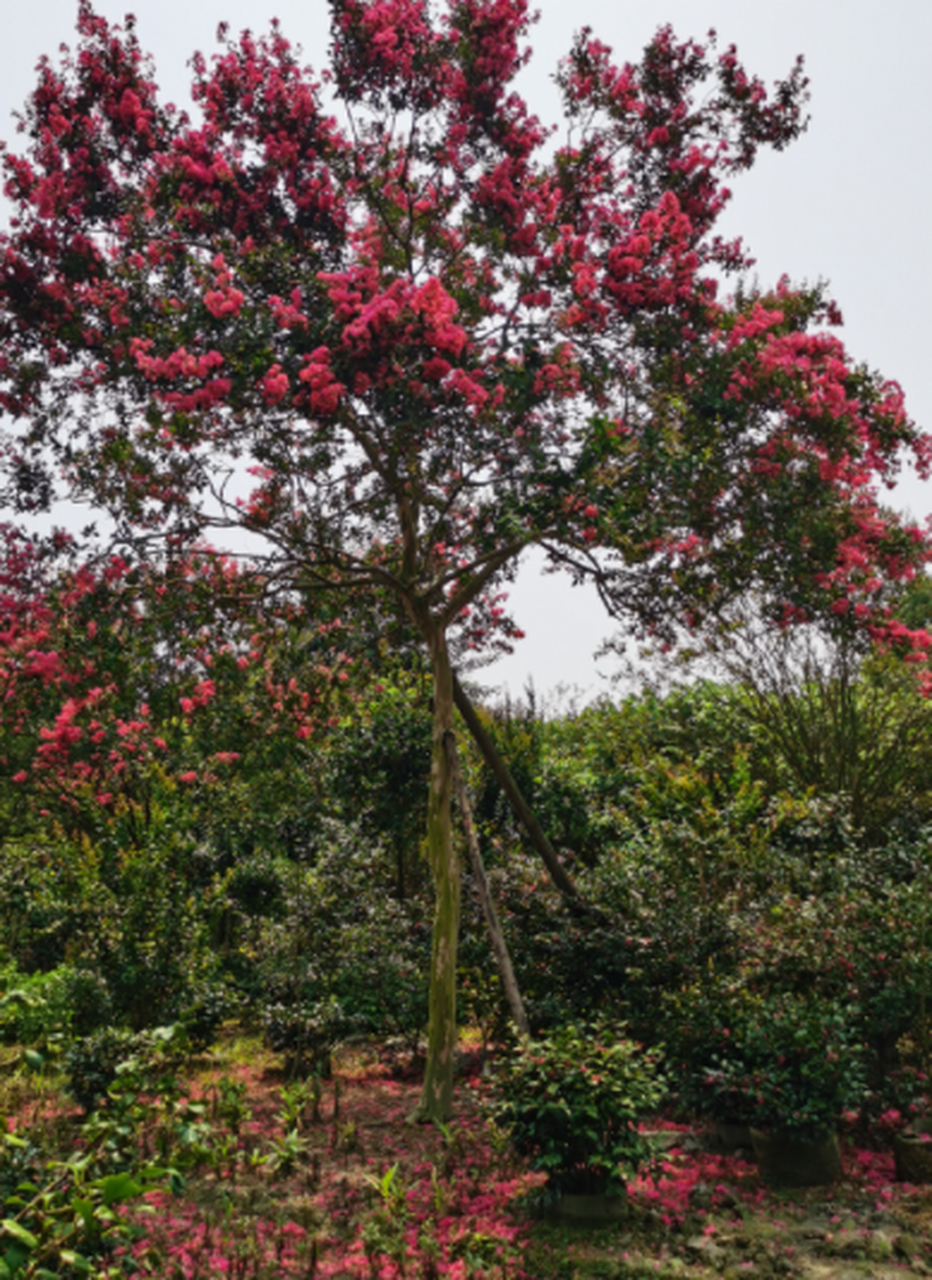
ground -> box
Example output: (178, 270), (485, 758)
(5, 1035), (932, 1278)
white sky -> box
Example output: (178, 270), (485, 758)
(2, 0), (930, 700)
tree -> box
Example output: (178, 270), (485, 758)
(1, 0), (928, 1118)
(710, 609), (932, 840)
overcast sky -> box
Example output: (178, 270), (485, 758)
(2, 0), (930, 700)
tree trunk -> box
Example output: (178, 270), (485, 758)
(416, 630), (461, 1122)
(443, 729), (529, 1036)
(452, 673), (580, 901)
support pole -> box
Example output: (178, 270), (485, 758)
(452, 673), (579, 902)
(443, 729), (529, 1037)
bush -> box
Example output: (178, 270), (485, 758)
(0, 963), (79, 1045)
(64, 1023), (191, 1114)
(261, 995), (359, 1077)
(253, 823), (431, 1056)
(173, 979), (234, 1053)
(489, 1021), (666, 1197)
(63, 967), (114, 1038)
(0, 840), (95, 971)
(64, 1026), (144, 1114)
(699, 992), (867, 1140)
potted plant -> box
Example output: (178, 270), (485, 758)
(877, 1067), (932, 1182)
(661, 981), (760, 1151)
(489, 1020), (666, 1220)
(702, 993), (866, 1186)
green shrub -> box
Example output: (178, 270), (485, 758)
(63, 1023), (193, 1115)
(261, 995), (358, 1077)
(173, 979), (234, 1052)
(253, 823), (430, 1053)
(64, 1025), (144, 1114)
(61, 967), (114, 1038)
(699, 992), (867, 1139)
(0, 963), (79, 1045)
(489, 1021), (666, 1197)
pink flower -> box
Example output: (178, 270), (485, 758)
(204, 286), (245, 318)
(298, 348), (345, 415)
(260, 364), (290, 405)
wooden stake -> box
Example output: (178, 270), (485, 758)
(443, 729), (529, 1037)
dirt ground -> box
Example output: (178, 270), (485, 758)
(7, 1039), (932, 1278)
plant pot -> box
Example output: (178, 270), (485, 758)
(893, 1132), (932, 1183)
(549, 1193), (628, 1224)
(750, 1128), (842, 1188)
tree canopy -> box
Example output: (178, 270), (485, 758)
(1, 0), (928, 1117)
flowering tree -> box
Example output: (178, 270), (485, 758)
(1, 0), (928, 1118)
(0, 527), (351, 840)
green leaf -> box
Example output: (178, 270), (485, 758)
(0, 991), (36, 1012)
(60, 1250), (93, 1273)
(71, 1197), (95, 1231)
(97, 1173), (142, 1206)
(0, 1221), (37, 1250)
(22, 1050), (44, 1073)
(2, 1243), (29, 1274)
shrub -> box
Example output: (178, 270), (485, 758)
(63, 967), (114, 1038)
(489, 1021), (666, 1198)
(173, 979), (234, 1053)
(0, 963), (79, 1045)
(261, 995), (359, 1077)
(253, 823), (431, 1055)
(64, 1026), (144, 1114)
(700, 993), (867, 1140)
(64, 1023), (191, 1115)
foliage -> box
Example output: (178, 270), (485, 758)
(0, 1053), (187, 1277)
(0, 1138), (163, 1279)
(699, 991), (867, 1140)
(0, 535), (352, 847)
(714, 617), (932, 838)
(0, 966), (77, 1048)
(254, 823), (431, 1064)
(489, 1021), (666, 1196)
(64, 1022), (178, 1116)
(322, 671), (433, 900)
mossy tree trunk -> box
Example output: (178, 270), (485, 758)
(417, 625), (461, 1122)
